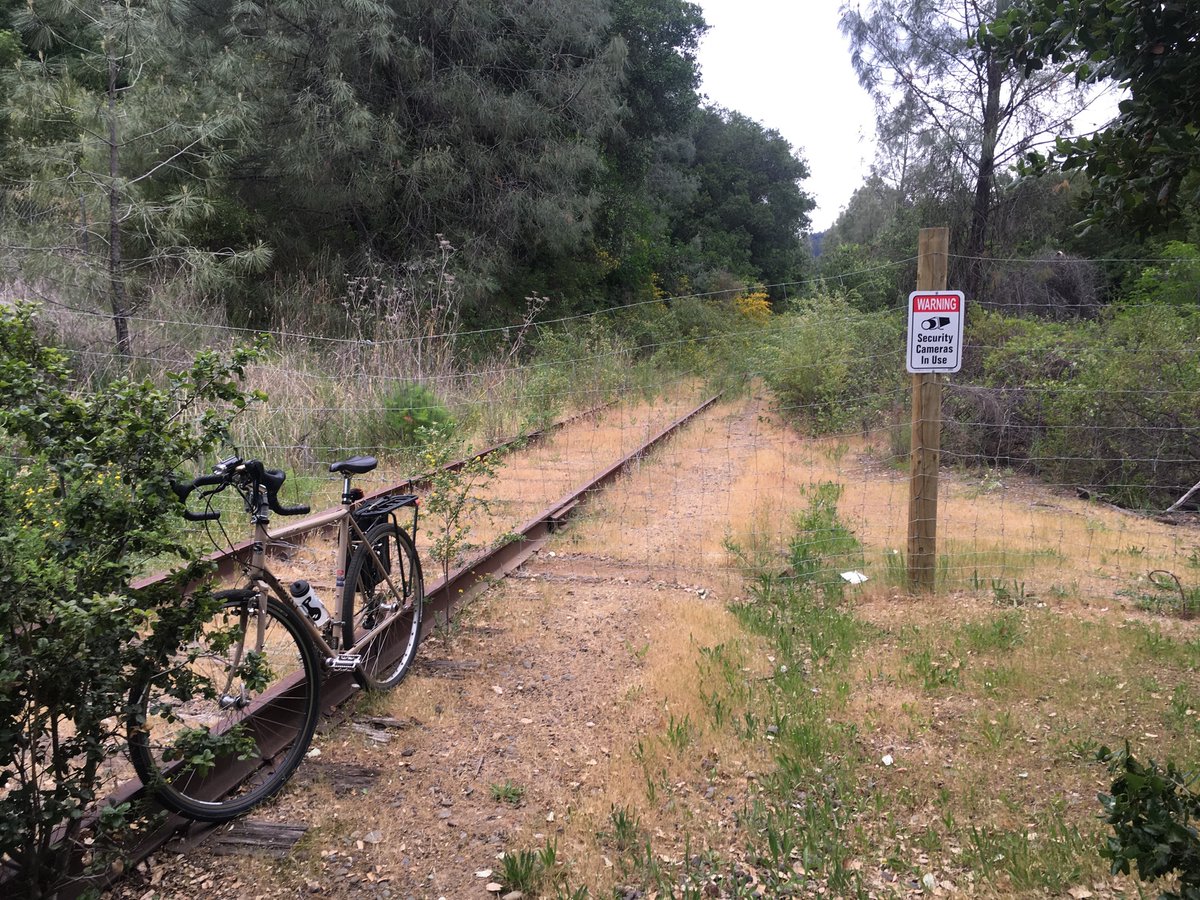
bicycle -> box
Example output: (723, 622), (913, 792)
(126, 454), (424, 822)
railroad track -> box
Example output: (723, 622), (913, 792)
(44, 394), (720, 899)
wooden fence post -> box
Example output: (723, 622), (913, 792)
(908, 227), (949, 591)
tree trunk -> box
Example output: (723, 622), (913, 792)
(966, 51), (1003, 301)
(107, 54), (132, 361)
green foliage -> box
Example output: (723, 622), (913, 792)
(988, 0), (1200, 233)
(841, 0), (1089, 286)
(379, 383), (454, 455)
(726, 492), (866, 895)
(601, 805), (643, 853)
(1023, 305), (1200, 508)
(0, 0), (812, 327)
(1098, 744), (1200, 898)
(817, 241), (898, 311)
(2, 0), (268, 352)
(418, 425), (504, 585)
(0, 303), (261, 894)
(1120, 571), (1200, 619)
(489, 779), (525, 805)
(950, 304), (1200, 508)
(759, 293), (904, 431)
(499, 837), (563, 895)
(786, 482), (863, 600)
(160, 724), (259, 777)
(961, 611), (1025, 653)
(672, 107), (814, 288)
(1125, 242), (1200, 309)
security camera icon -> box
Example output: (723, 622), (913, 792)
(921, 316), (951, 330)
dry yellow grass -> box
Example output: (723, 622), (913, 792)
(111, 389), (1200, 899)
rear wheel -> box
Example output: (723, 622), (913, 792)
(342, 523), (424, 689)
(128, 591), (321, 822)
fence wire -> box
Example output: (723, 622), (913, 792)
(4, 251), (1198, 613)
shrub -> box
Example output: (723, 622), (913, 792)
(1125, 241), (1200, 310)
(0, 303), (262, 895)
(952, 306), (1200, 508)
(817, 242), (900, 312)
(985, 251), (1102, 319)
(1098, 744), (1200, 898)
(1030, 305), (1200, 508)
(787, 482), (864, 600)
(379, 381), (454, 455)
(760, 293), (904, 432)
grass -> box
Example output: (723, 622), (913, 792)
(1119, 571), (1200, 618)
(485, 412), (1200, 897)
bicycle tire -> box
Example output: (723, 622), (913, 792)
(342, 522), (424, 690)
(127, 590), (321, 822)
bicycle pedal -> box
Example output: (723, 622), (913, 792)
(327, 653), (362, 672)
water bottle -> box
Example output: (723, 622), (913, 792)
(289, 580), (330, 627)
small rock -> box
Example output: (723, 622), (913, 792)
(475, 869), (493, 878)
(363, 831), (382, 844)
(486, 883), (503, 893)
(502, 892), (523, 900)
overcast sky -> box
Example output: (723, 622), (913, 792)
(695, 2), (1120, 235)
(696, 1), (878, 233)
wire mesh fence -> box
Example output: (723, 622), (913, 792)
(5, 250), (1199, 613)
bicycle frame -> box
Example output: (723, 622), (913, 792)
(237, 477), (418, 667)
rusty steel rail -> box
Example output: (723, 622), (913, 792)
(130, 401), (613, 591)
(57, 393), (720, 898)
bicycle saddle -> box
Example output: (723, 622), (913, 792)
(329, 455), (378, 474)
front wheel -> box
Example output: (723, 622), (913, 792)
(342, 522), (424, 690)
(128, 591), (321, 822)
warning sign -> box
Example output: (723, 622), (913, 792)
(907, 290), (964, 373)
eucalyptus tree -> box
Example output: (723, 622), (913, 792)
(840, 0), (1090, 291)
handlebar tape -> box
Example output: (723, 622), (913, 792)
(183, 509), (221, 522)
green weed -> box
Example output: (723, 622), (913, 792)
(906, 647), (963, 691)
(600, 805), (642, 853)
(991, 578), (1032, 607)
(664, 713), (692, 752)
(964, 821), (1094, 893)
(490, 779), (524, 805)
(960, 611), (1025, 653)
(499, 848), (541, 894)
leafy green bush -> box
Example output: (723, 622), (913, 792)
(1026, 306), (1199, 507)
(759, 293), (904, 432)
(1098, 744), (1200, 899)
(1125, 242), (1200, 310)
(0, 303), (262, 895)
(818, 241), (900, 312)
(379, 381), (454, 453)
(951, 305), (1200, 508)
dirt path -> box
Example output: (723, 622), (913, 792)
(105, 386), (1200, 900)
(112, 394), (796, 900)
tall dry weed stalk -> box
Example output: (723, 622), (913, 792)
(344, 236), (463, 385)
